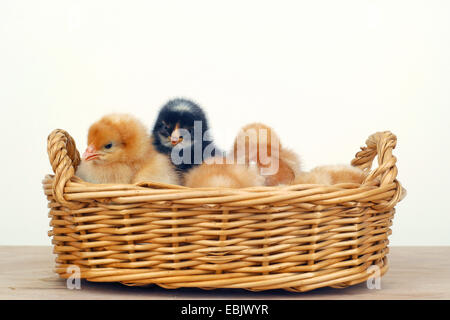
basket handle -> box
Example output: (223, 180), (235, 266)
(351, 131), (398, 186)
(47, 129), (81, 207)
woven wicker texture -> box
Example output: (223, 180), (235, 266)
(43, 129), (405, 292)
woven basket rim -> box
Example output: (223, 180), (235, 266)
(45, 129), (405, 203)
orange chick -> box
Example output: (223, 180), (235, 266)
(75, 113), (180, 185)
(233, 123), (302, 186)
(295, 164), (366, 185)
(183, 157), (265, 188)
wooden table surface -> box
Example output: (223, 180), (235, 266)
(1, 246), (449, 300)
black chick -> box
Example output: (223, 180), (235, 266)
(151, 98), (222, 173)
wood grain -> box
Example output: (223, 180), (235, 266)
(1, 246), (448, 300)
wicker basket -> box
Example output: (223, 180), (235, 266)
(42, 129), (405, 292)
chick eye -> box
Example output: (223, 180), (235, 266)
(104, 143), (113, 149)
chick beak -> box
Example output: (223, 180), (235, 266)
(83, 145), (100, 161)
(170, 125), (183, 146)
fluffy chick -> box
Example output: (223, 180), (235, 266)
(233, 123), (302, 186)
(75, 113), (180, 185)
(151, 98), (222, 174)
(295, 164), (366, 185)
(183, 157), (265, 188)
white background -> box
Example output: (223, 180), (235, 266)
(0, 0), (449, 246)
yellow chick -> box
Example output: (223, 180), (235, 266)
(75, 113), (180, 185)
(295, 164), (366, 185)
(233, 122), (302, 186)
(183, 157), (265, 188)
